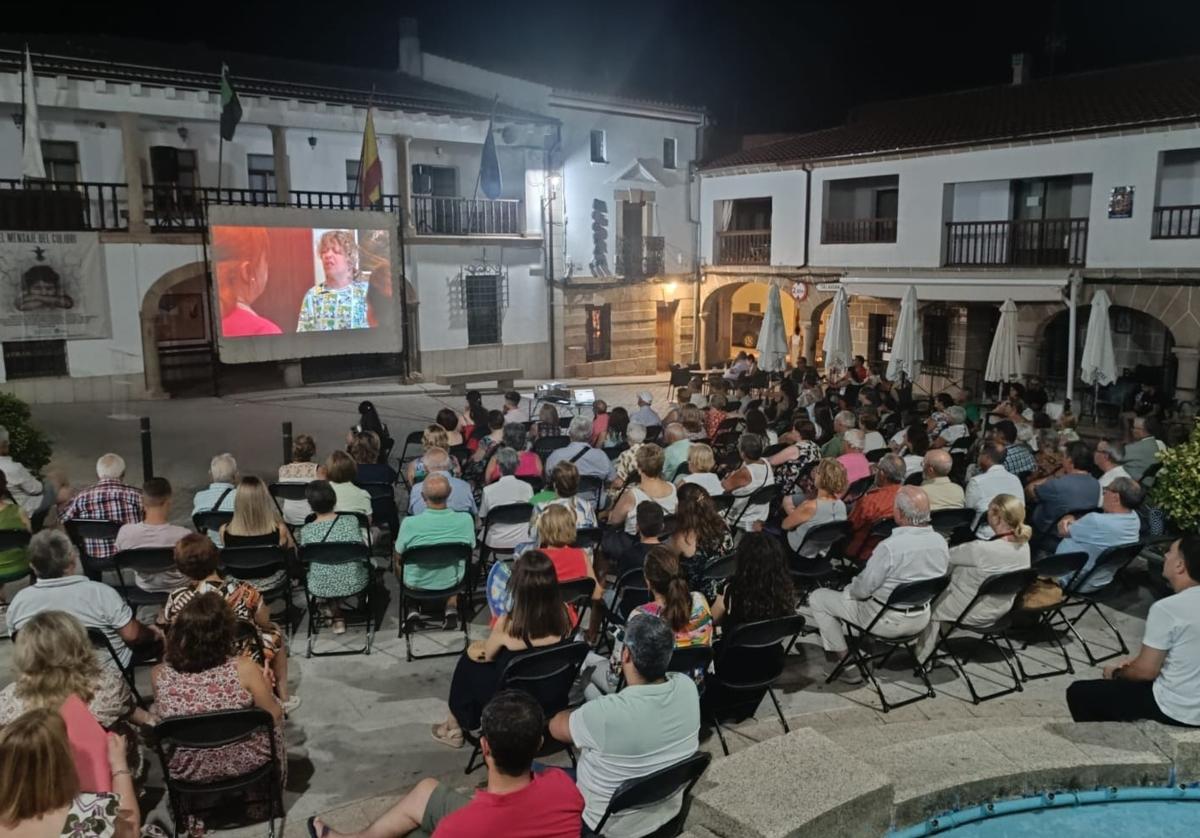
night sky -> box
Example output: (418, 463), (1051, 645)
(11, 0), (1200, 144)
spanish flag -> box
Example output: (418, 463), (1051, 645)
(358, 107), (383, 208)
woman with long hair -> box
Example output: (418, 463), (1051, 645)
(916, 493), (1032, 661)
(0, 708), (139, 838)
(433, 551), (571, 747)
(901, 421), (931, 476)
(603, 406), (631, 449)
(468, 410), (507, 466)
(744, 408), (777, 445)
(711, 532), (795, 625)
(530, 402), (561, 441)
(219, 476), (292, 553)
(672, 482), (734, 600)
(813, 403), (835, 446)
(782, 458), (848, 557)
(353, 400), (392, 463)
(633, 546), (713, 646)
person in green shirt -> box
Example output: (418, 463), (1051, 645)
(820, 410), (856, 458)
(661, 423), (693, 482)
(395, 474), (476, 629)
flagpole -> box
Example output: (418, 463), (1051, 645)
(216, 64), (226, 195)
(472, 95), (500, 201)
(355, 86), (376, 208)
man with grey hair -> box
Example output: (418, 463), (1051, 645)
(1094, 439), (1131, 506)
(0, 425), (54, 518)
(550, 614), (699, 835)
(6, 529), (161, 664)
(407, 447), (477, 516)
(396, 473), (476, 630)
(846, 452), (906, 560)
(544, 414), (615, 482)
(61, 453), (144, 571)
(809, 486), (949, 682)
(480, 447), (534, 552)
(661, 422), (691, 482)
(1055, 476), (1143, 594)
(821, 410), (858, 458)
(931, 405), (968, 448)
(631, 391), (661, 429)
(1124, 416), (1165, 481)
(190, 453), (238, 545)
(921, 449), (965, 511)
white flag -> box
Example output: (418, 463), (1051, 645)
(22, 47), (46, 180)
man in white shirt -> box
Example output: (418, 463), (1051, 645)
(479, 447), (533, 551)
(1066, 534), (1200, 727)
(550, 614), (699, 836)
(113, 477), (192, 593)
(809, 487), (949, 682)
(1094, 439), (1132, 506)
(964, 442), (1024, 538)
(630, 391), (662, 429)
(0, 425), (52, 517)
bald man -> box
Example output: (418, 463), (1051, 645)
(395, 473), (477, 630)
(921, 450), (965, 511)
(809, 486), (949, 682)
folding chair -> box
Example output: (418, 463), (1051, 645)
(825, 575), (951, 713)
(597, 568), (652, 651)
(464, 640), (590, 773)
(644, 425), (664, 444)
(153, 708), (284, 838)
(192, 510), (234, 536)
(865, 448), (888, 464)
(578, 476), (605, 511)
(220, 545), (297, 635)
(479, 502), (535, 569)
(788, 520), (853, 583)
(111, 547), (177, 611)
(64, 519), (122, 581)
(700, 552), (738, 588)
(397, 429), (425, 479)
(533, 436), (572, 461)
(573, 526), (603, 552)
(869, 518), (897, 541)
(299, 540), (375, 658)
(355, 481), (400, 540)
(711, 494), (736, 517)
(1010, 551), (1089, 680)
(716, 416), (745, 434)
(584, 751), (712, 838)
(396, 542), (472, 661)
(605, 443), (629, 461)
(706, 614), (806, 755)
(725, 484), (779, 532)
(923, 568), (1038, 703)
(929, 508), (976, 541)
(559, 577), (595, 634)
(516, 475), (545, 493)
(1050, 542), (1144, 666)
(843, 475), (874, 506)
(903, 472), (924, 486)
(268, 482), (310, 535)
(86, 627), (148, 709)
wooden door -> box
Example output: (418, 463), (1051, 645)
(656, 303), (675, 371)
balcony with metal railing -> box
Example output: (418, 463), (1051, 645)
(409, 195), (524, 236)
(615, 236), (666, 280)
(944, 218), (1089, 267)
(0, 180), (129, 231)
(715, 230), (771, 265)
(821, 217), (898, 244)
(1151, 205), (1200, 239)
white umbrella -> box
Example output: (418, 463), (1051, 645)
(822, 286), (853, 375)
(886, 285), (923, 383)
(755, 284), (789, 372)
(985, 298), (1022, 398)
(1080, 288), (1118, 387)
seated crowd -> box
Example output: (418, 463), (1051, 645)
(0, 370), (1195, 837)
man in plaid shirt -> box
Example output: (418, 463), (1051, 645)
(61, 453), (144, 570)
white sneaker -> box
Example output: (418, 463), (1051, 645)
(282, 695), (302, 714)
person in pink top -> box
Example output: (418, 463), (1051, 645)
(590, 400), (610, 447)
(838, 429), (872, 486)
(214, 226), (283, 337)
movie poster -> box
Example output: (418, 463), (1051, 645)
(0, 230), (112, 340)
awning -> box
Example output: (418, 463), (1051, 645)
(837, 275), (1070, 303)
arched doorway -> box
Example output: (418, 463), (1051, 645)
(1040, 304), (1177, 397)
(140, 263), (216, 398)
(701, 280), (799, 366)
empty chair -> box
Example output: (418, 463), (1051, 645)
(1011, 551), (1090, 680)
(1051, 542), (1144, 666)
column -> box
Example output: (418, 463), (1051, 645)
(269, 125), (291, 203)
(1017, 336), (1040, 378)
(394, 135), (414, 233)
(119, 113), (148, 234)
(138, 309), (167, 398)
(1173, 346), (1200, 404)
(800, 322), (815, 363)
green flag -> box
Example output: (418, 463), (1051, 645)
(219, 63), (242, 141)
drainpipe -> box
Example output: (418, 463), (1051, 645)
(1065, 273), (1080, 406)
(801, 164), (812, 268)
(689, 115), (707, 364)
(545, 124), (562, 378)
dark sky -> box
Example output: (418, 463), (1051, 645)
(12, 0), (1200, 138)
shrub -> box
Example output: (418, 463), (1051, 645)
(1150, 422), (1200, 534)
(0, 393), (52, 474)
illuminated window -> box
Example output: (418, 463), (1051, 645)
(585, 304), (611, 361)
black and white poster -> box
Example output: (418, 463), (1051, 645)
(0, 230), (112, 340)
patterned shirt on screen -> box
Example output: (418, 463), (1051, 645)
(296, 280), (370, 331)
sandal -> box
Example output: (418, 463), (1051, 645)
(431, 721), (464, 749)
(307, 816), (330, 838)
(331, 619), (347, 635)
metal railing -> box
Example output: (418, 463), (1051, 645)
(410, 195), (524, 236)
(945, 217), (1088, 267)
(715, 230), (771, 265)
(821, 217), (898, 244)
(615, 236), (666, 279)
(1152, 205), (1200, 239)
(0, 179), (129, 231)
(145, 186), (404, 231)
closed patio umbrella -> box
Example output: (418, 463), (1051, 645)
(756, 284), (789, 372)
(886, 285), (923, 383)
(1080, 288), (1118, 419)
(984, 298), (1022, 399)
(822, 286), (853, 375)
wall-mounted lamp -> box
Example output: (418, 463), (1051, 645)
(307, 135), (318, 149)
(177, 126), (189, 142)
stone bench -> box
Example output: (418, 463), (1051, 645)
(437, 368), (524, 395)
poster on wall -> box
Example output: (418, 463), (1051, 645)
(0, 230), (112, 340)
(1107, 186), (1134, 219)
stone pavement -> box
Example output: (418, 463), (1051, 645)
(0, 376), (1170, 836)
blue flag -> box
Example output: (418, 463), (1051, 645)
(479, 118), (502, 199)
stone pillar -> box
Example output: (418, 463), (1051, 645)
(699, 307), (714, 369)
(1173, 346), (1200, 404)
(800, 322), (815, 363)
(1017, 336), (1040, 378)
(269, 125), (291, 203)
(394, 135), (414, 233)
(138, 309), (167, 398)
(119, 113), (148, 234)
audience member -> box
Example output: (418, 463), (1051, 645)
(920, 450), (965, 511)
(931, 406), (968, 448)
(672, 483), (734, 599)
(1095, 439), (1132, 504)
(531, 402), (561, 441)
(1056, 410), (1080, 445)
(1029, 428), (1066, 483)
(916, 494), (1031, 661)
(550, 614), (700, 836)
(190, 453), (238, 543)
(353, 400), (393, 463)
(0, 424), (54, 519)
(590, 399), (610, 447)
(899, 422), (930, 476)
(407, 448), (477, 516)
(634, 546), (714, 649)
(324, 450), (373, 520)
(609, 444), (678, 535)
(770, 419), (822, 498)
(484, 424), (542, 483)
(810, 487), (949, 683)
(609, 422), (648, 490)
(313, 690), (583, 838)
(845, 453), (906, 560)
(6, 530), (160, 668)
(675, 443), (723, 495)
(501, 389), (525, 419)
(395, 474), (476, 631)
(1066, 535), (1200, 727)
(820, 411), (857, 458)
(993, 421), (1035, 478)
(469, 410), (507, 466)
(63, 453), (145, 565)
(435, 408), (465, 447)
(277, 433), (318, 525)
(837, 429), (871, 485)
(219, 476), (295, 569)
(631, 391), (662, 429)
(529, 461), (597, 531)
(660, 423), (692, 481)
(859, 411), (887, 453)
(711, 532), (795, 625)
(964, 442), (1024, 539)
(722, 433), (775, 531)
(1029, 441), (1102, 544)
(480, 448), (535, 553)
(544, 415), (615, 482)
(744, 408), (778, 446)
(602, 406), (630, 450)
(0, 470), (32, 631)
(113, 477), (190, 593)
(349, 430), (398, 486)
(405, 425), (454, 485)
(1123, 416), (1165, 481)
(298, 480), (369, 636)
(703, 393), (729, 440)
(781, 457), (847, 557)
(679, 404), (708, 441)
(1055, 477), (1143, 593)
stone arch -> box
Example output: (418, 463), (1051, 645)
(139, 261), (208, 398)
(697, 275), (833, 367)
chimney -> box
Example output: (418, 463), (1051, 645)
(398, 17), (422, 77)
(1011, 52), (1032, 85)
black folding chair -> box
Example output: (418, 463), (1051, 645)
(464, 641), (590, 773)
(584, 751), (712, 838)
(1010, 551), (1089, 680)
(533, 436), (572, 461)
(153, 709), (284, 838)
(396, 542), (472, 661)
(573, 526), (603, 552)
(605, 443), (629, 461)
(1050, 542), (1144, 666)
(865, 448), (888, 464)
(644, 425), (664, 444)
(516, 475), (545, 493)
(700, 553), (738, 587)
(843, 475), (874, 506)
(706, 614), (806, 755)
(86, 627), (147, 709)
(598, 568), (652, 651)
(111, 547), (177, 610)
(825, 575), (951, 713)
(559, 577), (595, 634)
(716, 416), (745, 434)
(220, 545), (297, 635)
(725, 484), (779, 532)
(192, 510), (234, 536)
(869, 518), (897, 541)
(578, 476), (606, 511)
(711, 494), (736, 517)
(929, 508), (976, 541)
(268, 481), (310, 533)
(397, 429), (425, 478)
(479, 502), (535, 572)
(64, 518), (122, 581)
(789, 520), (853, 583)
(298, 540), (375, 658)
(903, 472), (924, 486)
(923, 568), (1038, 703)
(355, 481), (400, 538)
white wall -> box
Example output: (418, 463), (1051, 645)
(702, 126), (1200, 271)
